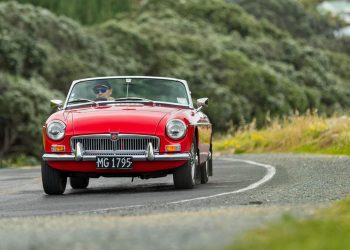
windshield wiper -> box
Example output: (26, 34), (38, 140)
(113, 97), (154, 103)
(67, 98), (98, 106)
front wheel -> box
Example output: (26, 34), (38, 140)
(41, 161), (67, 195)
(173, 138), (198, 189)
(201, 146), (212, 184)
(70, 177), (89, 189)
(200, 160), (209, 184)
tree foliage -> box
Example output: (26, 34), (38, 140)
(0, 1), (122, 93)
(1, 0), (350, 159)
(238, 0), (335, 38)
(95, 0), (350, 129)
(238, 0), (350, 55)
(0, 74), (63, 158)
(0, 0), (131, 24)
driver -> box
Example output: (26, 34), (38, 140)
(93, 81), (114, 101)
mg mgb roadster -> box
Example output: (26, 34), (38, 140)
(42, 76), (212, 195)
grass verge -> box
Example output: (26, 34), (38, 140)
(216, 113), (350, 250)
(0, 154), (39, 168)
(214, 113), (350, 155)
(225, 198), (350, 250)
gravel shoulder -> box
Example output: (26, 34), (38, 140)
(0, 205), (317, 250)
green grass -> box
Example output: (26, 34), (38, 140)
(0, 154), (39, 168)
(216, 114), (350, 250)
(225, 198), (350, 250)
(214, 113), (350, 156)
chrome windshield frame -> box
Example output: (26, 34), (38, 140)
(63, 76), (194, 109)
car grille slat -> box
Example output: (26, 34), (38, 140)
(71, 135), (160, 155)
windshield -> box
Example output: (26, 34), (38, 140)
(66, 78), (190, 106)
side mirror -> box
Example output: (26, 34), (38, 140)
(196, 98), (209, 112)
(50, 99), (63, 110)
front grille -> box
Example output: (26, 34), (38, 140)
(71, 134), (160, 155)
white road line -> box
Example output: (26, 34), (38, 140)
(85, 158), (276, 213)
(167, 158), (276, 205)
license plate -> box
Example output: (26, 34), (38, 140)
(96, 156), (133, 169)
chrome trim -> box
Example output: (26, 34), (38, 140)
(195, 97), (209, 112)
(71, 134), (160, 139)
(42, 153), (191, 161)
(70, 134), (160, 155)
(190, 122), (212, 126)
(50, 99), (63, 110)
(66, 100), (191, 109)
(146, 142), (155, 161)
(74, 142), (83, 161)
(63, 76), (194, 109)
(166, 119), (187, 140)
(72, 76), (186, 84)
(46, 120), (66, 141)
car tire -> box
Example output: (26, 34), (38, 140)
(41, 161), (67, 195)
(209, 144), (213, 176)
(173, 138), (198, 189)
(70, 177), (89, 189)
(200, 159), (209, 184)
(201, 145), (212, 183)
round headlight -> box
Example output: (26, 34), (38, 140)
(46, 120), (66, 141)
(166, 119), (187, 140)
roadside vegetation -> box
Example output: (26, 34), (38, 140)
(216, 111), (350, 250)
(214, 112), (350, 155)
(1, 0), (350, 164)
(0, 0), (132, 24)
(225, 197), (350, 250)
(1, 1), (350, 249)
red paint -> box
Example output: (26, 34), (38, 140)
(43, 103), (212, 174)
(48, 160), (187, 173)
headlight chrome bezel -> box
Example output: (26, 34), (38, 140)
(46, 120), (66, 141)
(166, 119), (187, 140)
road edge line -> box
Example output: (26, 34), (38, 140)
(167, 158), (276, 205)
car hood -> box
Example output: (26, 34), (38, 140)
(70, 105), (181, 135)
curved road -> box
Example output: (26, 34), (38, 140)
(0, 154), (350, 249)
(0, 157), (270, 217)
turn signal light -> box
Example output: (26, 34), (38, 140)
(51, 145), (66, 152)
(165, 144), (181, 152)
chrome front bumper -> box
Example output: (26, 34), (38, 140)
(43, 142), (190, 162)
(42, 153), (190, 162)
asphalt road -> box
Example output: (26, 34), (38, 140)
(0, 154), (350, 250)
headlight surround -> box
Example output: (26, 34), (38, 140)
(46, 120), (66, 141)
(166, 119), (187, 140)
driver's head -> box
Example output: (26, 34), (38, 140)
(93, 81), (112, 99)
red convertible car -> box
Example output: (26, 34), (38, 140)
(42, 76), (212, 195)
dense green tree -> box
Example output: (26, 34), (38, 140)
(238, 0), (334, 38)
(0, 74), (63, 158)
(95, 0), (350, 129)
(0, 1), (122, 93)
(0, 0), (131, 24)
(237, 0), (350, 55)
(1, 0), (350, 159)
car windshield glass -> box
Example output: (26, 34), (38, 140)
(67, 78), (189, 106)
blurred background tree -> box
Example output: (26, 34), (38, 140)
(0, 0), (131, 24)
(0, 0), (350, 161)
(0, 74), (63, 159)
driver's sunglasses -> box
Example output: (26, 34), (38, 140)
(94, 87), (108, 94)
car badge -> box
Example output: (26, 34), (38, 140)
(110, 133), (119, 141)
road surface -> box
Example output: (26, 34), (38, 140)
(0, 154), (349, 249)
